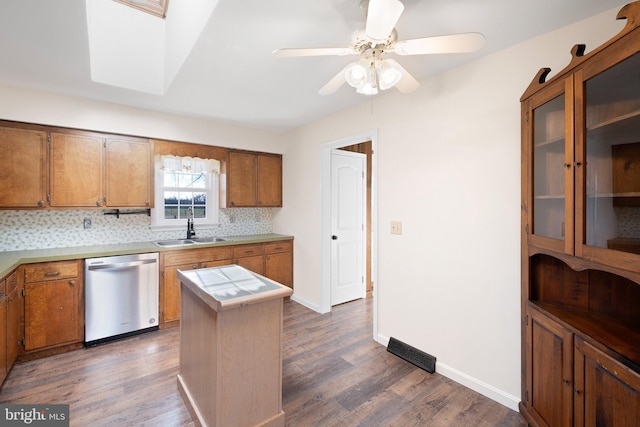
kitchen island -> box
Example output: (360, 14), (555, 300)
(176, 264), (292, 427)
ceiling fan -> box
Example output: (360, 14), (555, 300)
(272, 0), (485, 95)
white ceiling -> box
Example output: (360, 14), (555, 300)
(0, 0), (630, 131)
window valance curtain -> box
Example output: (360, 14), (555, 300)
(155, 154), (220, 174)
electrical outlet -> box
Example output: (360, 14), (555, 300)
(390, 221), (402, 235)
(83, 218), (92, 229)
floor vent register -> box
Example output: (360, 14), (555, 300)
(386, 337), (436, 374)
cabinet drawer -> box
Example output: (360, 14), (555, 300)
(164, 247), (232, 267)
(233, 244), (264, 258)
(264, 241), (292, 254)
(24, 261), (78, 283)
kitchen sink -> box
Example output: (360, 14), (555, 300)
(152, 237), (230, 247)
(192, 237), (229, 244)
(152, 239), (197, 247)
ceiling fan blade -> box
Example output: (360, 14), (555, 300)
(319, 66), (349, 95)
(386, 59), (419, 93)
(272, 47), (355, 58)
(393, 32), (485, 55)
(365, 0), (404, 43)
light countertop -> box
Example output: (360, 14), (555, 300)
(177, 264), (292, 312)
(0, 233), (293, 278)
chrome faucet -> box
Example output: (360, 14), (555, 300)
(186, 207), (196, 239)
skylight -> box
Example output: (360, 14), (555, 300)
(113, 0), (169, 18)
(85, 0), (219, 95)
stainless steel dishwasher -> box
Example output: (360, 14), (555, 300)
(84, 252), (159, 345)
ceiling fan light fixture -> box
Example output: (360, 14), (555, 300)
(376, 60), (402, 90)
(344, 61), (368, 88)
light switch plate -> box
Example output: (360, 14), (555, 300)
(391, 221), (402, 235)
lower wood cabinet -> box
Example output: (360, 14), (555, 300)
(161, 247), (233, 325)
(264, 241), (293, 288)
(6, 270), (22, 369)
(232, 244), (264, 275)
(0, 269), (22, 385)
(22, 260), (83, 352)
(160, 240), (293, 326)
(525, 307), (573, 427)
(574, 338), (640, 427)
(525, 306), (640, 427)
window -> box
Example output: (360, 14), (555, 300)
(150, 155), (220, 231)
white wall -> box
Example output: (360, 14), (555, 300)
(0, 83), (286, 153)
(273, 7), (626, 410)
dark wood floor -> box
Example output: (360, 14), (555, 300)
(0, 298), (526, 426)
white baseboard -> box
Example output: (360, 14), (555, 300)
(376, 333), (520, 412)
(290, 294), (324, 313)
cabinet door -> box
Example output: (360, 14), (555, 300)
(235, 255), (264, 276)
(49, 132), (104, 207)
(6, 283), (22, 368)
(0, 278), (6, 382)
(0, 126), (48, 208)
(163, 263), (197, 324)
(265, 252), (292, 288)
(525, 308), (574, 427)
(257, 154), (282, 206)
(575, 50), (640, 265)
(526, 77), (575, 255)
(105, 138), (153, 208)
(574, 338), (640, 427)
(24, 279), (81, 351)
(228, 151), (257, 207)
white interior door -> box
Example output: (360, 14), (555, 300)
(330, 149), (366, 306)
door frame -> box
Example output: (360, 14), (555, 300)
(320, 129), (378, 340)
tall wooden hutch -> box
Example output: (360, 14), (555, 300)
(520, 2), (640, 426)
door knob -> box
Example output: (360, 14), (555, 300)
(331, 235), (338, 240)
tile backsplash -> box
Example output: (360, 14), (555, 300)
(0, 208), (273, 252)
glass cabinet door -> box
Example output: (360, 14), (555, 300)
(581, 52), (640, 256)
(529, 78), (574, 255)
(533, 95), (567, 239)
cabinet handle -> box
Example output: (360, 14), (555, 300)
(245, 250), (254, 254)
(562, 379), (570, 385)
(8, 297), (13, 302)
(574, 161), (582, 167)
(69, 280), (75, 286)
(37, 200), (45, 207)
(96, 200), (102, 206)
(563, 163), (571, 169)
(9, 280), (16, 285)
(145, 201), (150, 206)
(192, 265), (198, 269)
(45, 271), (61, 277)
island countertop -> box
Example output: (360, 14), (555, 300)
(177, 264), (292, 312)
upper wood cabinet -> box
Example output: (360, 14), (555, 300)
(522, 4), (640, 270)
(50, 131), (153, 208)
(105, 137), (153, 207)
(0, 121), (154, 209)
(0, 125), (48, 208)
(228, 151), (282, 207)
(49, 131), (104, 207)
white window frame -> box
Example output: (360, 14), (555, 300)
(150, 155), (220, 232)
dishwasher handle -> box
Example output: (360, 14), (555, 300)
(87, 258), (157, 271)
